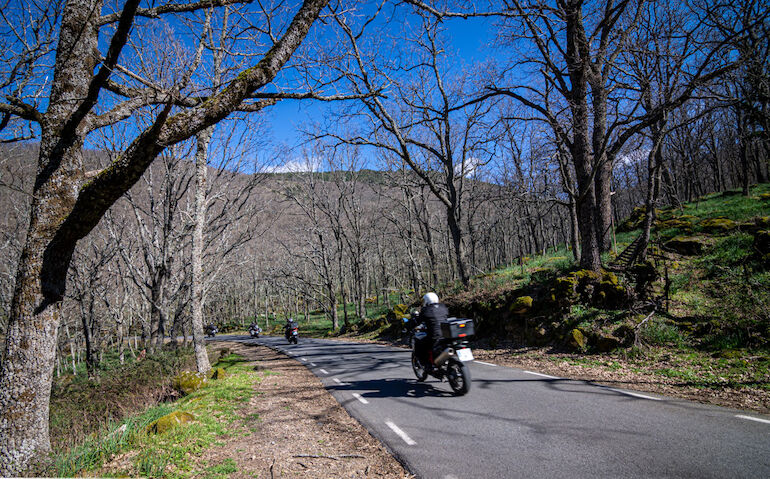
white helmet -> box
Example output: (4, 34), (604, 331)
(422, 292), (439, 306)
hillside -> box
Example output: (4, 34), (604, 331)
(329, 184), (770, 412)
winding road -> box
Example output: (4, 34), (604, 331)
(212, 334), (770, 479)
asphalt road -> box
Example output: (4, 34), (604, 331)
(212, 334), (770, 479)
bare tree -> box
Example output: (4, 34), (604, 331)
(0, 0), (330, 472)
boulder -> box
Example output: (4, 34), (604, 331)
(699, 217), (737, 234)
(664, 236), (707, 255)
(146, 411), (195, 435)
(655, 218), (692, 232)
(387, 304), (409, 322)
(754, 230), (770, 252)
(568, 328), (586, 351)
(618, 206), (662, 232)
(173, 371), (208, 395)
(209, 367), (227, 380)
(510, 296), (533, 314)
(595, 334), (621, 352)
(613, 324), (635, 346)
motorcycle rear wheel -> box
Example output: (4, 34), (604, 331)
(446, 359), (471, 395)
(411, 352), (428, 382)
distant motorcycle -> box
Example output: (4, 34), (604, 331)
(249, 325), (262, 338)
(410, 317), (474, 395)
(285, 320), (299, 344)
(205, 324), (219, 338)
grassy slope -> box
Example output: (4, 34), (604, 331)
(49, 350), (260, 478)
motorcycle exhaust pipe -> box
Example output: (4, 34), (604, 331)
(434, 348), (453, 366)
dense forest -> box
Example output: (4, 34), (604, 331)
(0, 0), (768, 474)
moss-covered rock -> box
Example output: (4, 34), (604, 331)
(209, 367), (227, 380)
(510, 296), (533, 314)
(613, 324), (635, 346)
(568, 328), (586, 350)
(173, 371), (208, 395)
(618, 206), (662, 232)
(595, 334), (621, 352)
(759, 192), (770, 201)
(752, 229), (770, 266)
(146, 411), (195, 435)
(699, 217), (737, 234)
(664, 236), (707, 255)
(655, 218), (693, 231)
(551, 269), (628, 309)
(386, 304), (410, 322)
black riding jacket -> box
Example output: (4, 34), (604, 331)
(420, 303), (449, 345)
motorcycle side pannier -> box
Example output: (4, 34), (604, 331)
(440, 318), (475, 339)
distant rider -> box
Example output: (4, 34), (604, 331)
(418, 292), (449, 366)
(284, 318), (297, 338)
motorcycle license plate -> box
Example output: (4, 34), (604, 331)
(456, 348), (474, 362)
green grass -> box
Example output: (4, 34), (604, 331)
(674, 183), (770, 222)
(50, 347), (195, 451)
(49, 352), (266, 478)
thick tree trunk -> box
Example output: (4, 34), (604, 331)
(565, 0), (602, 272)
(191, 128), (213, 373)
(0, 0), (101, 472)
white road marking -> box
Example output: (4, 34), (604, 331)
(524, 370), (559, 379)
(385, 420), (416, 446)
(352, 393), (369, 404)
(300, 358), (307, 362)
(333, 378), (345, 385)
(319, 368), (329, 375)
(475, 360), (496, 366)
(736, 414), (770, 425)
(310, 362), (316, 366)
(601, 386), (661, 401)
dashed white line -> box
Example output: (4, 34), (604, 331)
(600, 386), (661, 401)
(319, 368), (329, 375)
(333, 378), (344, 385)
(309, 362), (316, 366)
(736, 414), (770, 425)
(524, 370), (559, 379)
(352, 393), (369, 404)
(475, 360), (496, 366)
(385, 420), (416, 445)
(300, 358), (307, 362)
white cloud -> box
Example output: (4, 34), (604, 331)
(454, 157), (484, 177)
(267, 157), (323, 173)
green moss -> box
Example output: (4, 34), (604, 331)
(173, 371), (208, 395)
(209, 368), (227, 380)
(145, 411), (195, 435)
(568, 328), (586, 350)
(664, 236), (707, 255)
(699, 217), (737, 234)
(510, 296), (533, 314)
(759, 192), (770, 200)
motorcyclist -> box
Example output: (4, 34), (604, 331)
(418, 292), (449, 366)
(284, 318), (297, 339)
(249, 322), (262, 336)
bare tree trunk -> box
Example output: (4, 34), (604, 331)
(191, 128), (213, 373)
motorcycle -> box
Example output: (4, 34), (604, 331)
(249, 325), (261, 338)
(410, 316), (474, 396)
(205, 324), (219, 338)
(285, 321), (299, 344)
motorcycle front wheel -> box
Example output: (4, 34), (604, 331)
(411, 351), (428, 382)
(446, 359), (471, 395)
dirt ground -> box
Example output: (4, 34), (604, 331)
(200, 342), (412, 479)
